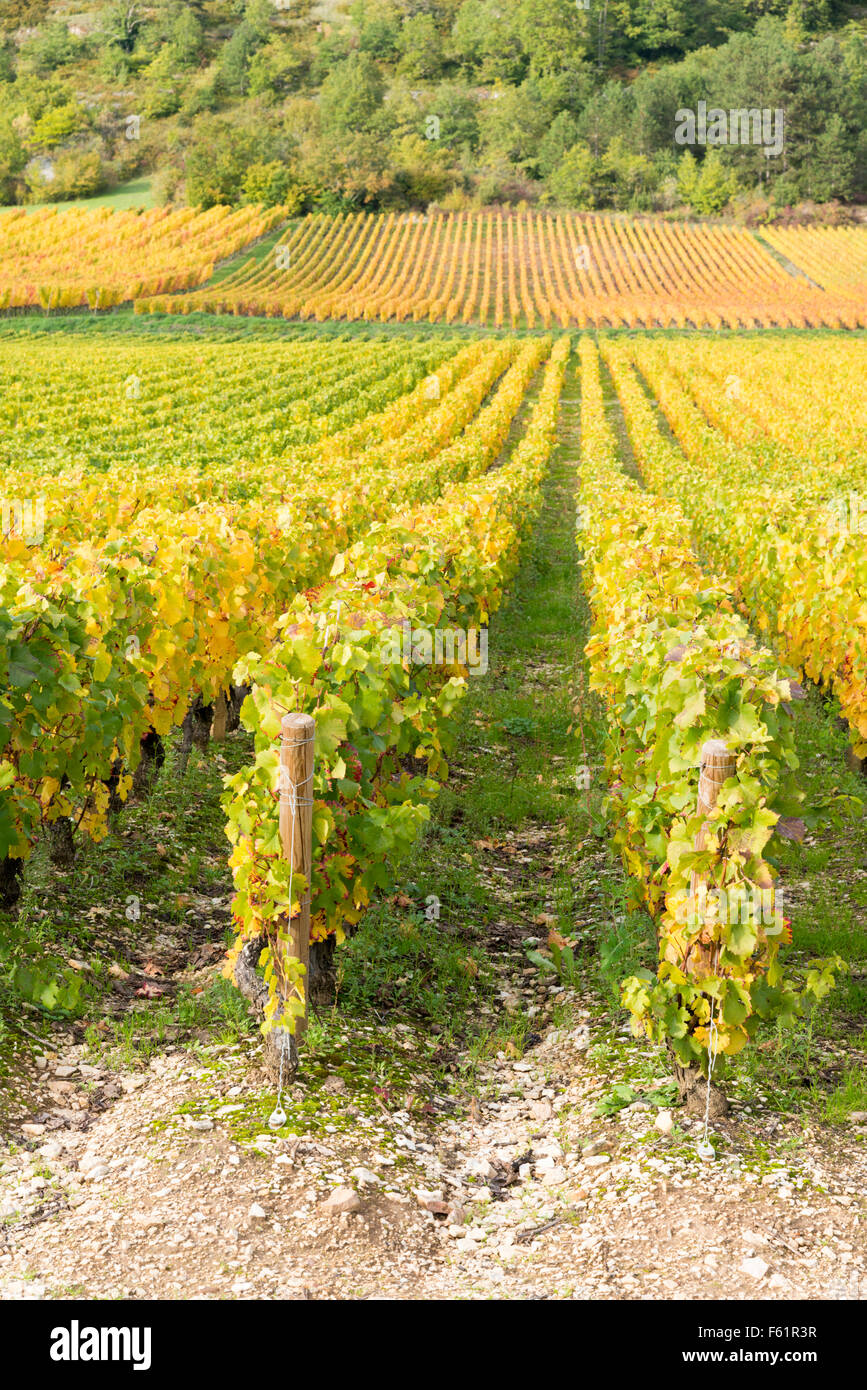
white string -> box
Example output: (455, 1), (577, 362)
(269, 734), (314, 1129)
(270, 597), (340, 1082)
(699, 996), (720, 1159)
(279, 733), (315, 977)
(270, 1030), (289, 1128)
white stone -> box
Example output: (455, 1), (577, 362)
(350, 1168), (381, 1186)
(466, 1156), (497, 1181)
(542, 1166), (568, 1187)
(320, 1186), (362, 1215)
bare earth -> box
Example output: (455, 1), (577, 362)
(1, 966), (864, 1301)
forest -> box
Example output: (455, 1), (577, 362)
(0, 0), (864, 217)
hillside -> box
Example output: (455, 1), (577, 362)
(0, 0), (865, 220)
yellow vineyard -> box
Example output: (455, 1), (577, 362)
(0, 204), (285, 310)
(140, 209), (867, 329)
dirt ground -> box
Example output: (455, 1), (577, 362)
(1, 941), (864, 1302)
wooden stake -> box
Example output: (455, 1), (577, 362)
(687, 739), (737, 978)
(211, 691), (228, 742)
(279, 712), (315, 1039)
(669, 738), (737, 1117)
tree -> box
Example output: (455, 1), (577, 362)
(171, 8), (204, 67)
(451, 1), (526, 83)
(100, 3), (144, 55)
(599, 135), (657, 209)
(513, 0), (591, 76)
(807, 113), (857, 201)
(185, 116), (282, 205)
(398, 13), (444, 80)
(577, 80), (636, 160)
(0, 1), (50, 31)
(319, 52), (385, 136)
(25, 148), (103, 201)
(220, 24), (254, 92)
(688, 149), (737, 213)
(547, 142), (596, 207)
(20, 19), (79, 72)
(356, 1), (401, 60)
(478, 80), (558, 174)
(0, 114), (25, 202)
(247, 38), (311, 99)
(29, 101), (87, 150)
(245, 0), (275, 42)
(539, 110), (580, 178)
(388, 131), (453, 206)
(676, 148), (700, 206)
(303, 128), (396, 208)
(426, 84), (479, 152)
(241, 159), (309, 211)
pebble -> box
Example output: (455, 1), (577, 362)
(21, 1124), (46, 1138)
(350, 1168), (381, 1187)
(320, 1186), (363, 1215)
(541, 1167), (568, 1187)
(741, 1257), (770, 1280)
(321, 1075), (347, 1095)
(655, 1111), (674, 1135)
(248, 1204), (267, 1221)
(466, 1157), (497, 1181)
(582, 1139), (613, 1157)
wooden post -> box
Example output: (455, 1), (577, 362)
(211, 691), (228, 742)
(687, 738), (737, 977)
(668, 738), (737, 1117)
(279, 712), (315, 1040)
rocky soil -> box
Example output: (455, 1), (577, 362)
(1, 954), (865, 1301)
